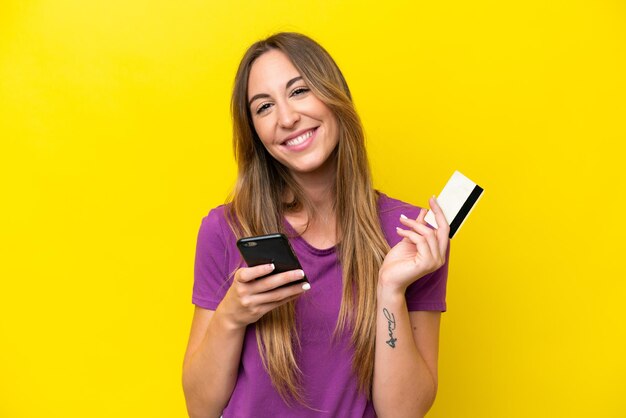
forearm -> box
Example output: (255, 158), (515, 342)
(182, 307), (246, 418)
(372, 287), (437, 418)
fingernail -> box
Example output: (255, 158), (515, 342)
(269, 263), (275, 270)
(400, 214), (408, 220)
(396, 227), (403, 231)
(302, 283), (311, 291)
(299, 270), (305, 278)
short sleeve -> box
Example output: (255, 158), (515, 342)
(192, 206), (234, 310)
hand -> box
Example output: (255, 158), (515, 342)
(217, 263), (310, 329)
(378, 197), (450, 293)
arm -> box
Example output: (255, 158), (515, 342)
(182, 264), (309, 418)
(372, 197), (449, 418)
(182, 306), (244, 418)
(373, 295), (441, 417)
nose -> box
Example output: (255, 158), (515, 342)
(276, 102), (300, 129)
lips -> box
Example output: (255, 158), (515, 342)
(281, 128), (318, 150)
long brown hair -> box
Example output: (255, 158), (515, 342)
(228, 32), (389, 404)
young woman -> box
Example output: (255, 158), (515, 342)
(182, 32), (450, 418)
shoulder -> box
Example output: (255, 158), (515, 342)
(377, 192), (423, 222)
(193, 203), (239, 309)
(376, 192), (424, 247)
(203, 203), (230, 227)
(198, 203), (236, 247)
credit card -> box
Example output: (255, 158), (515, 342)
(424, 171), (483, 239)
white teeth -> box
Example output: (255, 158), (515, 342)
(285, 130), (313, 146)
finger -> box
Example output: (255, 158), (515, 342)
(396, 226), (433, 260)
(236, 290), (305, 324)
(400, 215), (439, 257)
(248, 269), (307, 293)
(236, 263), (276, 283)
(436, 233), (449, 261)
(429, 196), (450, 229)
(401, 213), (435, 233)
(429, 196), (451, 254)
(418, 206), (428, 223)
(255, 293), (303, 316)
(251, 277), (311, 305)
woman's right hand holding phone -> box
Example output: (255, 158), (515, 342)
(183, 264), (308, 416)
(217, 264), (310, 329)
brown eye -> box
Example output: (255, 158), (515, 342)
(291, 87), (309, 97)
(256, 102), (272, 114)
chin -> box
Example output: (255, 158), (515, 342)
(277, 151), (337, 177)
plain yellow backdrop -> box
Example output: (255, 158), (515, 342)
(1, 0), (625, 417)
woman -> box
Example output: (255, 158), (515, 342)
(182, 32), (450, 418)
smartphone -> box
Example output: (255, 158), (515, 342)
(236, 233), (307, 286)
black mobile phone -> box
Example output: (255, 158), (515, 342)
(236, 233), (307, 285)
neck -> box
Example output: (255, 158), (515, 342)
(283, 152), (337, 229)
(290, 155), (336, 213)
(285, 161), (338, 248)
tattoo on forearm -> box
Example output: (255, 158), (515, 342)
(383, 308), (397, 348)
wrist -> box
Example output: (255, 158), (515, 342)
(213, 305), (247, 333)
(376, 276), (407, 301)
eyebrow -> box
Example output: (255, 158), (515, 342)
(248, 76), (304, 106)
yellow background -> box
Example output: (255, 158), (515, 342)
(1, 0), (625, 416)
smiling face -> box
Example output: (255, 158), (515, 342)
(247, 49), (339, 178)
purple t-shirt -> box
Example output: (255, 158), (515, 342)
(192, 193), (449, 417)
